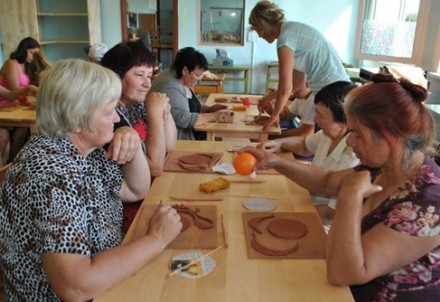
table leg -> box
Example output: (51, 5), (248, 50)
(259, 133), (269, 142)
(206, 132), (215, 141)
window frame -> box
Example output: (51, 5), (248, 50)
(354, 0), (431, 65)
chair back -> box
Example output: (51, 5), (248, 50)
(0, 163), (11, 182)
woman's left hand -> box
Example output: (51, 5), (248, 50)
(209, 104), (228, 112)
(105, 126), (141, 164)
(262, 114), (280, 130)
(338, 170), (383, 200)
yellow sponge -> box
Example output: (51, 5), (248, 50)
(199, 177), (230, 193)
(232, 104), (247, 111)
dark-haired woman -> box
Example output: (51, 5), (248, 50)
(101, 40), (177, 231)
(243, 74), (440, 301)
(101, 40), (176, 177)
(258, 81), (358, 227)
(149, 47), (231, 140)
(0, 37), (40, 164)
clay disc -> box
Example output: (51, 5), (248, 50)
(180, 215), (191, 232)
(267, 218), (308, 239)
(254, 115), (271, 125)
(179, 153), (213, 165)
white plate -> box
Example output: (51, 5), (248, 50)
(241, 115), (254, 123)
(170, 251), (216, 279)
(243, 198), (277, 212)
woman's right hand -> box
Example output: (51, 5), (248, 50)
(147, 202), (182, 248)
(24, 85), (38, 96)
(239, 146), (281, 171)
(257, 89), (277, 113)
(257, 96), (274, 114)
(257, 140), (281, 153)
(145, 92), (170, 118)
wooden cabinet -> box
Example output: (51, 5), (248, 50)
(35, 0), (101, 62)
(0, 0), (101, 62)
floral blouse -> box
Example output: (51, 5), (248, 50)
(351, 157), (440, 302)
(116, 103), (148, 141)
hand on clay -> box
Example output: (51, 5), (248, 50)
(147, 201), (182, 248)
(258, 94), (275, 114)
(209, 103), (228, 112)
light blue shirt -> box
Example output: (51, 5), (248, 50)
(277, 22), (350, 93)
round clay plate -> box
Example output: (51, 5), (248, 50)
(267, 218), (308, 239)
(243, 198), (277, 212)
(170, 251), (216, 279)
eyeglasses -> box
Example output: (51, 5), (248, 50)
(191, 70), (204, 80)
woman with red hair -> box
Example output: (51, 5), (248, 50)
(243, 73), (440, 301)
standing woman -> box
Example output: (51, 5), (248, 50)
(249, 1), (350, 130)
(0, 37), (40, 163)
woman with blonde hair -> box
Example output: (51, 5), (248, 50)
(0, 59), (181, 301)
(249, 1), (349, 130)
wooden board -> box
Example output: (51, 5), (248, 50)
(142, 205), (218, 249)
(242, 212), (326, 259)
(163, 150), (224, 173)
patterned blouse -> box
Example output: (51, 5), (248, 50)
(351, 157), (440, 302)
(0, 133), (124, 301)
(116, 103), (148, 142)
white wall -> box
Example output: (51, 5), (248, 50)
(96, 0), (440, 95)
(178, 0), (357, 94)
(100, 0), (123, 50)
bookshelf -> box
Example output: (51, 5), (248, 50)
(35, 0), (101, 62)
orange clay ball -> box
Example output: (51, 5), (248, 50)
(233, 152), (257, 176)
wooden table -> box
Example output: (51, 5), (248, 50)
(94, 140), (354, 302)
(0, 102), (36, 133)
(194, 93), (281, 142)
(194, 74), (225, 96)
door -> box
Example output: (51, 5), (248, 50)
(0, 0), (39, 59)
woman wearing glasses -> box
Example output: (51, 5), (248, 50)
(150, 47), (231, 140)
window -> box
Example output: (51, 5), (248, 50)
(354, 0), (430, 65)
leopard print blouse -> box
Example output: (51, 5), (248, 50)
(0, 133), (124, 301)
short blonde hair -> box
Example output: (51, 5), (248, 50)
(249, 1), (285, 27)
(36, 59), (122, 136)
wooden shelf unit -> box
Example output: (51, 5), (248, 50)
(266, 61), (279, 91)
(35, 0), (101, 62)
(207, 65), (251, 94)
